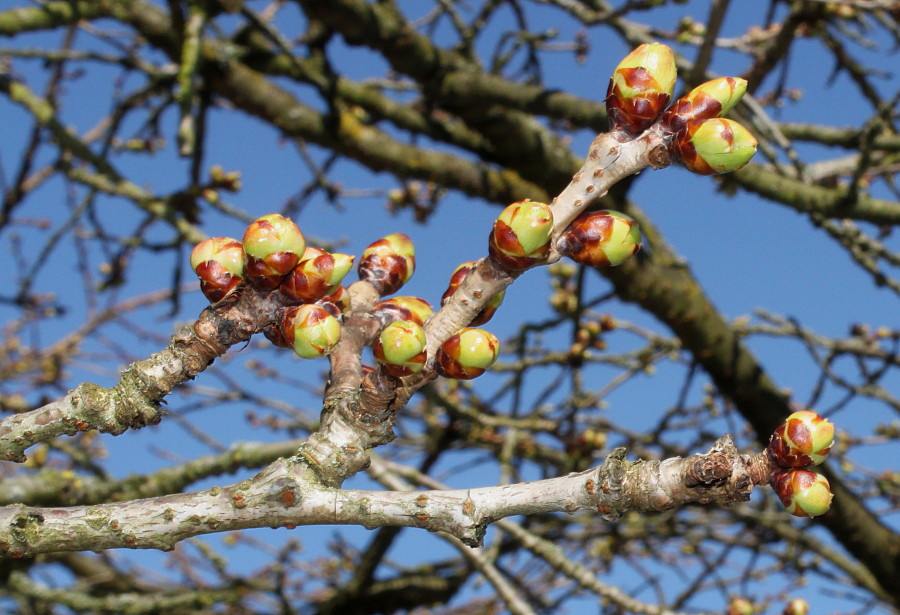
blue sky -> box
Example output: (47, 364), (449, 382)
(0, 1), (897, 613)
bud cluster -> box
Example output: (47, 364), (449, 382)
(190, 214), (423, 362)
(767, 410), (836, 518)
(604, 43), (757, 175)
(190, 215), (505, 382)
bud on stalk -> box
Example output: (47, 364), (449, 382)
(358, 233), (416, 296)
(280, 304), (342, 359)
(281, 252), (355, 304)
(441, 261), (505, 326)
(373, 296), (434, 327)
(488, 200), (553, 272)
(557, 210), (642, 268)
(768, 410), (834, 467)
(373, 320), (427, 377)
(670, 118), (757, 175)
(772, 468), (834, 518)
(434, 328), (500, 380)
(190, 237), (245, 303)
(661, 77), (747, 134)
(605, 43), (677, 134)
(242, 214), (306, 290)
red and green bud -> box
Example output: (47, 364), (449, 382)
(373, 296), (434, 327)
(557, 210), (642, 268)
(670, 118), (757, 175)
(772, 468), (833, 518)
(661, 77), (747, 134)
(358, 233), (416, 295)
(441, 261), (505, 326)
(768, 410), (834, 467)
(726, 598), (754, 615)
(373, 320), (427, 377)
(782, 599), (809, 615)
(190, 237), (245, 303)
(605, 43), (677, 134)
(242, 213), (306, 289)
(281, 252), (355, 304)
(488, 200), (553, 272)
(434, 328), (500, 380)
(318, 285), (351, 315)
(280, 304), (342, 359)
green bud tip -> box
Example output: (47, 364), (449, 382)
(673, 118), (757, 175)
(769, 410), (834, 467)
(282, 304), (342, 360)
(242, 213), (306, 260)
(377, 320), (427, 366)
(557, 210), (642, 268)
(773, 468), (833, 518)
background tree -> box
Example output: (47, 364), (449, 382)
(0, 1), (898, 614)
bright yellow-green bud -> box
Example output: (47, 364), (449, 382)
(606, 43), (677, 133)
(769, 410), (834, 467)
(435, 328), (500, 380)
(190, 237), (245, 303)
(374, 320), (427, 377)
(242, 213), (306, 289)
(773, 468), (833, 518)
(557, 210), (642, 267)
(281, 304), (342, 359)
(489, 200), (553, 272)
(671, 118), (757, 175)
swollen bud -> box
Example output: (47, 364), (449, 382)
(557, 210), (642, 268)
(441, 261), (504, 326)
(242, 214), (306, 289)
(772, 468), (834, 518)
(768, 410), (834, 467)
(373, 320), (427, 377)
(661, 77), (747, 134)
(434, 328), (500, 380)
(358, 233), (416, 296)
(373, 296), (434, 327)
(282, 252), (355, 303)
(782, 599), (809, 615)
(281, 304), (342, 359)
(670, 118), (757, 175)
(190, 237), (245, 303)
(488, 200), (553, 272)
(605, 43), (677, 134)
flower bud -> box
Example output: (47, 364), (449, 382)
(661, 77), (747, 134)
(605, 43), (677, 134)
(488, 200), (553, 272)
(282, 252), (355, 304)
(280, 304), (342, 359)
(358, 233), (416, 295)
(670, 118), (757, 175)
(373, 296), (434, 327)
(772, 468), (833, 518)
(242, 214), (306, 289)
(768, 410), (834, 467)
(557, 210), (642, 268)
(727, 598), (754, 615)
(373, 320), (427, 377)
(782, 598), (809, 615)
(318, 285), (351, 315)
(441, 261), (504, 326)
(435, 328), (500, 380)
(190, 237), (245, 303)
